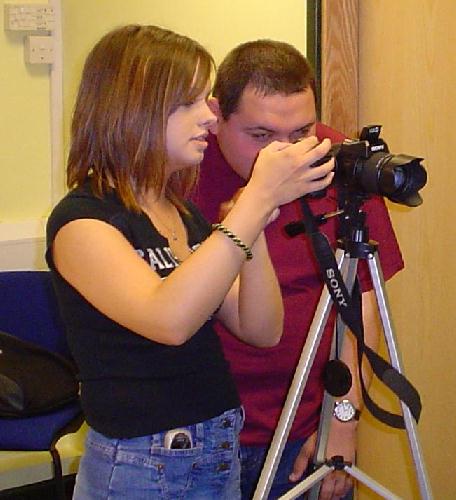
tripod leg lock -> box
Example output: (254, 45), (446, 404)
(325, 455), (352, 470)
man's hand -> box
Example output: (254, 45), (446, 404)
(319, 422), (356, 500)
(289, 423), (357, 499)
(289, 431), (316, 483)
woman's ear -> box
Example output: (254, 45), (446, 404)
(207, 97), (221, 134)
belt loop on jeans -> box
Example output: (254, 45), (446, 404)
(195, 422), (204, 446)
(151, 431), (162, 448)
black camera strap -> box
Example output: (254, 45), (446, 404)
(299, 197), (421, 428)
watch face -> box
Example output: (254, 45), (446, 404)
(334, 400), (356, 422)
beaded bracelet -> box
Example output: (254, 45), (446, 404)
(212, 223), (253, 261)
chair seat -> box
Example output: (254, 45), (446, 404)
(0, 400), (83, 451)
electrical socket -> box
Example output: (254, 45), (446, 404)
(24, 35), (54, 64)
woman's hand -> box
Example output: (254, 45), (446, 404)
(218, 188), (280, 226)
(247, 136), (334, 212)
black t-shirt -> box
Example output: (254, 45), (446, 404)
(46, 183), (239, 438)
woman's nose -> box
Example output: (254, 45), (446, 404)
(201, 102), (217, 127)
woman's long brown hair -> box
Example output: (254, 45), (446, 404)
(67, 24), (213, 212)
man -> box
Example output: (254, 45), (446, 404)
(194, 40), (404, 499)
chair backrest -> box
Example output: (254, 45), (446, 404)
(0, 270), (83, 459)
(0, 270), (70, 357)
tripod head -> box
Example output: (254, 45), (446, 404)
(285, 189), (379, 260)
(336, 189), (379, 259)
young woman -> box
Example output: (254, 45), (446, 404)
(46, 25), (334, 499)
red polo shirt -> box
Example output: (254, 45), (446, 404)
(194, 124), (404, 445)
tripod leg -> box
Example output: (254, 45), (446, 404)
(308, 256), (359, 500)
(344, 465), (402, 500)
(368, 254), (433, 500)
(252, 249), (347, 500)
(285, 462), (403, 500)
(278, 464), (334, 500)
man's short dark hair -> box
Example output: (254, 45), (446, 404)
(213, 39), (316, 120)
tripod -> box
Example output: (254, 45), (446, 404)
(252, 200), (433, 500)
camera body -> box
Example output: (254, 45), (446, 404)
(315, 125), (427, 207)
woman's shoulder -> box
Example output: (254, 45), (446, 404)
(47, 183), (127, 241)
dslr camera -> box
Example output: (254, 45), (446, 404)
(315, 125), (427, 207)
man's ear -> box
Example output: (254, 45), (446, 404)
(207, 97), (222, 134)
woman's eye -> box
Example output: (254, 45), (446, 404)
(183, 96), (208, 108)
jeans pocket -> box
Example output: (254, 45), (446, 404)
(77, 412), (242, 499)
(108, 445), (204, 499)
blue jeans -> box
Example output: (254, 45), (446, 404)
(240, 439), (307, 499)
(240, 439), (354, 500)
(73, 408), (243, 500)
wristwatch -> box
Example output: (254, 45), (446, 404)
(333, 399), (361, 422)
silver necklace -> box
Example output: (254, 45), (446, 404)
(148, 206), (179, 241)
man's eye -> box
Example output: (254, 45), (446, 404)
(291, 128), (312, 143)
(250, 133), (271, 142)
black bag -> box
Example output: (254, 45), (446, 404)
(0, 330), (79, 417)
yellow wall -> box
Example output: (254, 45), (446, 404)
(0, 0), (307, 268)
(2, 0), (308, 220)
(357, 1), (456, 499)
(0, 0), (52, 222)
(62, 0), (307, 162)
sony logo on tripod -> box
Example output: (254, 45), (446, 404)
(326, 268), (348, 307)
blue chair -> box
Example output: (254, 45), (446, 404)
(0, 271), (84, 499)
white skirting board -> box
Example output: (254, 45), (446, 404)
(0, 220), (48, 271)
